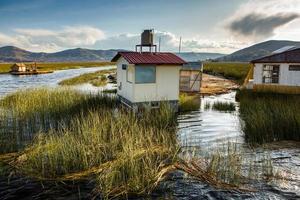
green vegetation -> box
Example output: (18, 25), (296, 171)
(14, 106), (178, 197)
(0, 88), (282, 197)
(0, 88), (117, 152)
(179, 93), (200, 112)
(59, 69), (116, 87)
(102, 88), (117, 94)
(238, 89), (300, 144)
(203, 62), (251, 84)
(0, 62), (114, 73)
(253, 84), (300, 95)
(212, 101), (236, 112)
(0, 88), (179, 198)
(0, 63), (11, 73)
(208, 144), (275, 185)
(204, 102), (211, 110)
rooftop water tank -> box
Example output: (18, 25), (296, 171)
(141, 29), (154, 46)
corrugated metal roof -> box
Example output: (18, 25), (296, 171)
(111, 51), (187, 65)
(251, 47), (300, 63)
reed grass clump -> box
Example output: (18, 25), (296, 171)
(180, 143), (275, 190)
(59, 69), (115, 86)
(204, 102), (211, 110)
(16, 109), (177, 197)
(102, 89), (117, 94)
(212, 101), (235, 112)
(203, 62), (251, 84)
(238, 89), (300, 144)
(207, 144), (243, 185)
(179, 93), (200, 112)
(253, 84), (300, 94)
(0, 88), (117, 152)
(0, 91), (178, 197)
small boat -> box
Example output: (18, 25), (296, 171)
(9, 63), (53, 75)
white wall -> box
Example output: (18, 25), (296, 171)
(116, 57), (134, 102)
(116, 56), (181, 103)
(134, 65), (180, 102)
(279, 63), (300, 86)
(253, 63), (300, 86)
(253, 64), (263, 84)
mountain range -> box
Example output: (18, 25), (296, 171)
(1, 40), (300, 63)
(0, 46), (123, 62)
(0, 46), (225, 63)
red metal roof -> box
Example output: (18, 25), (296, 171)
(111, 51), (187, 65)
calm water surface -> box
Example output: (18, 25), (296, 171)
(176, 93), (300, 199)
(0, 66), (116, 97)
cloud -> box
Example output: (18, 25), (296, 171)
(14, 26), (105, 50)
(228, 13), (299, 39)
(95, 31), (242, 53)
(223, 0), (300, 41)
(0, 26), (106, 52)
(0, 27), (243, 53)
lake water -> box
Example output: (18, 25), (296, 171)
(0, 66), (116, 97)
(176, 93), (300, 200)
(0, 67), (299, 199)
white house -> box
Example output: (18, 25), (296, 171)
(111, 51), (186, 110)
(250, 47), (300, 88)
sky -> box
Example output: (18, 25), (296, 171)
(0, 0), (299, 53)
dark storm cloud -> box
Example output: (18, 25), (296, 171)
(228, 13), (299, 38)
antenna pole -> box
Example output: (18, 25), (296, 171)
(158, 37), (161, 52)
(179, 36), (182, 53)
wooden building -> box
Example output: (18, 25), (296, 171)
(180, 62), (202, 93)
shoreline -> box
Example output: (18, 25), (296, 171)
(200, 73), (239, 96)
(0, 62), (115, 74)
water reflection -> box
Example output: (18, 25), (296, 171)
(178, 92), (244, 152)
(177, 92), (300, 198)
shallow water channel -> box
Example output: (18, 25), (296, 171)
(172, 93), (300, 199)
(0, 67), (299, 199)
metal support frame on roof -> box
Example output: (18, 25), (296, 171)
(135, 44), (157, 53)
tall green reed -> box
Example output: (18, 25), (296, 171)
(238, 89), (300, 144)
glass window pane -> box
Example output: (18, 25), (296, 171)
(127, 65), (134, 83)
(135, 66), (156, 83)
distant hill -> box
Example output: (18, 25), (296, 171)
(0, 46), (226, 63)
(217, 40), (300, 62)
(0, 46), (122, 62)
(176, 52), (225, 62)
(3, 41), (300, 63)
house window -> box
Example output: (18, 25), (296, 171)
(135, 66), (156, 84)
(122, 64), (127, 70)
(262, 65), (279, 84)
(126, 65), (133, 83)
(289, 65), (300, 71)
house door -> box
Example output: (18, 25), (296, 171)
(180, 70), (201, 92)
